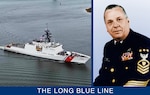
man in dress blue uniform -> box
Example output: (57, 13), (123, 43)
(94, 4), (150, 86)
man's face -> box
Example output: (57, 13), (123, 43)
(104, 7), (130, 41)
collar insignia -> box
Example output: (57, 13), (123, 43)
(121, 48), (133, 61)
(137, 49), (150, 74)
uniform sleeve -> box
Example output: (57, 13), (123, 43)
(124, 38), (150, 87)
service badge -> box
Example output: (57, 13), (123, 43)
(137, 49), (150, 74)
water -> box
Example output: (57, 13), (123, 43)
(0, 0), (91, 86)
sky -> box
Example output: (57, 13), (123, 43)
(93, 0), (150, 81)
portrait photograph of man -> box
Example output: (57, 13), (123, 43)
(93, 0), (150, 87)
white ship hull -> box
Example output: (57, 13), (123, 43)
(0, 43), (90, 64)
(0, 28), (90, 64)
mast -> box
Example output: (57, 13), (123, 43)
(43, 23), (52, 42)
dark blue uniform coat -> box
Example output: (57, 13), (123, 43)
(94, 29), (150, 86)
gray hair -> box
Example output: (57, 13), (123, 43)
(104, 4), (128, 19)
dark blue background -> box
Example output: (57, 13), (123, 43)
(0, 87), (150, 95)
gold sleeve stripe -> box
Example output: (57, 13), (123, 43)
(123, 80), (150, 87)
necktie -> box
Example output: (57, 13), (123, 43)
(116, 41), (121, 45)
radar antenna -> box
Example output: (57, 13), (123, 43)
(42, 23), (52, 42)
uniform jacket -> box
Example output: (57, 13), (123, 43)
(94, 29), (150, 86)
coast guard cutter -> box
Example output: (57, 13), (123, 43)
(0, 28), (90, 64)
